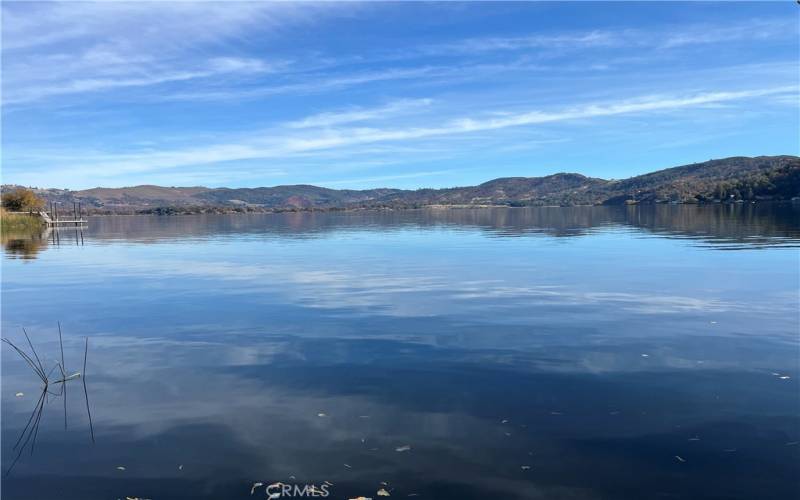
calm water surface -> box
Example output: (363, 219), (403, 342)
(2, 205), (799, 500)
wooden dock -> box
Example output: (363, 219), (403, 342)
(40, 202), (87, 226)
(39, 211), (86, 226)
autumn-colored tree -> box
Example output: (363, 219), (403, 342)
(1, 188), (45, 212)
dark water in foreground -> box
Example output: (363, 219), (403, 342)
(2, 205), (799, 500)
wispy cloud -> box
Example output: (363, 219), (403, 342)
(1, 1), (337, 104)
(416, 18), (797, 56)
(13, 86), (794, 183)
(287, 99), (434, 129)
(4, 57), (276, 104)
(3, 2), (797, 188)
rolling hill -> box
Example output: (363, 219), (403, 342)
(4, 155), (798, 214)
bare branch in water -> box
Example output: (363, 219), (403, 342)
(58, 322), (67, 430)
(2, 324), (96, 476)
(83, 337), (95, 444)
(22, 328), (46, 381)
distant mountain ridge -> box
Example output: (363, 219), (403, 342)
(4, 155), (798, 214)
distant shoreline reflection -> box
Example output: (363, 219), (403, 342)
(6, 204), (795, 259)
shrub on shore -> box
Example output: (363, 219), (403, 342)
(0, 208), (45, 233)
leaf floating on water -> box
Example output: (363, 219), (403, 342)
(675, 456), (686, 463)
(15, 392), (23, 397)
(395, 445), (411, 452)
(116, 466), (126, 471)
(377, 488), (391, 496)
(251, 482), (264, 495)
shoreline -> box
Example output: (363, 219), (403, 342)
(70, 199), (798, 217)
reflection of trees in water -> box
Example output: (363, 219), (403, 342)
(3, 227), (87, 259)
(2, 231), (48, 259)
(81, 204), (800, 248)
(6, 205), (794, 253)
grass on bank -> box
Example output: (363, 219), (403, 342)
(0, 208), (45, 233)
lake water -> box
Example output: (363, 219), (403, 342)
(2, 205), (799, 500)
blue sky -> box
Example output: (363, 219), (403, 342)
(2, 1), (798, 190)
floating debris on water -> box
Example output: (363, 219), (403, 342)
(675, 456), (686, 463)
(395, 445), (412, 452)
(116, 466), (126, 471)
(641, 354), (649, 358)
(501, 419), (509, 424)
(521, 465), (531, 471)
(344, 463), (353, 469)
(377, 488), (391, 496)
(318, 412), (328, 417)
(178, 464), (183, 470)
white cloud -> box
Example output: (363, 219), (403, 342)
(11, 86), (795, 183)
(287, 99), (434, 129)
(1, 1), (337, 104)
(4, 57), (276, 104)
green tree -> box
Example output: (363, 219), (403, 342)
(1, 188), (45, 212)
